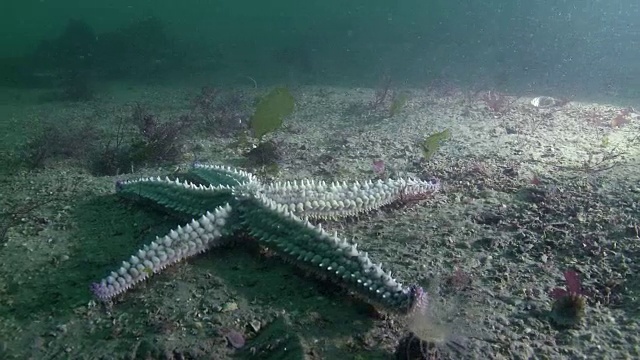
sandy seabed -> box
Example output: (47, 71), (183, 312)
(0, 83), (639, 359)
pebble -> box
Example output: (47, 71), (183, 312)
(218, 302), (238, 313)
(495, 315), (510, 326)
(249, 320), (261, 333)
(580, 333), (595, 342)
(224, 330), (245, 349)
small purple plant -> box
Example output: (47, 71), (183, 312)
(550, 270), (583, 299)
(549, 269), (586, 327)
(372, 159), (386, 179)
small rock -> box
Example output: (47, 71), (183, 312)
(580, 333), (595, 342)
(249, 319), (261, 333)
(495, 315), (510, 326)
(224, 329), (245, 349)
(219, 302), (238, 313)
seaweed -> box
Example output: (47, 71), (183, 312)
(370, 74), (392, 111)
(249, 87), (294, 140)
(549, 269), (586, 328)
(21, 121), (99, 168)
(89, 104), (195, 175)
(420, 129), (451, 160)
(390, 92), (409, 117)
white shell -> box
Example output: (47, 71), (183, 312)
(531, 96), (559, 108)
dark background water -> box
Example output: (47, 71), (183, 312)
(1, 0), (639, 98)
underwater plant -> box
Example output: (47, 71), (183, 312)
(230, 87), (294, 170)
(480, 91), (517, 116)
(22, 121), (99, 169)
(249, 87), (294, 140)
(390, 92), (409, 117)
(549, 269), (586, 328)
(90, 104), (195, 175)
(370, 74), (392, 111)
(372, 159), (386, 179)
(420, 129), (451, 161)
(128, 105), (191, 166)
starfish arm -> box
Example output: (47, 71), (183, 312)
(116, 176), (236, 218)
(261, 177), (441, 219)
(188, 163), (260, 187)
(240, 194), (421, 313)
(91, 204), (239, 302)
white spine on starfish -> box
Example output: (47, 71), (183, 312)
(193, 163), (260, 185)
(253, 194), (407, 302)
(118, 175), (233, 192)
(261, 177), (440, 219)
(91, 204), (234, 302)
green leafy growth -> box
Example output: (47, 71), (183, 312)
(420, 129), (451, 160)
(250, 87), (295, 139)
(389, 92), (408, 117)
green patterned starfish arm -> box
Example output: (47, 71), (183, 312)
(241, 194), (417, 310)
(91, 204), (241, 302)
(115, 177), (236, 217)
(91, 164), (440, 313)
(188, 163), (260, 187)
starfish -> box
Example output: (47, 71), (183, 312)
(91, 164), (440, 313)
